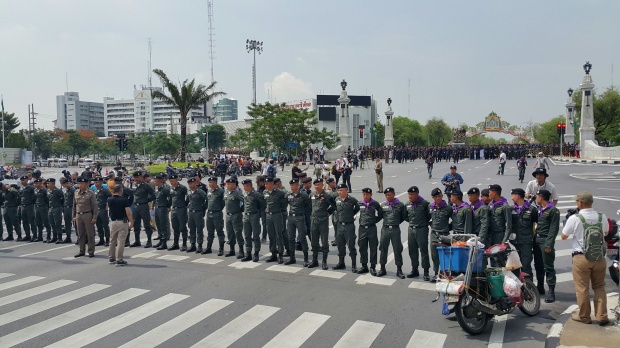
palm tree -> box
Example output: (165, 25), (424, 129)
(151, 69), (226, 161)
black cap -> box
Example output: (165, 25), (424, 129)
(302, 177), (313, 184)
(132, 171), (141, 177)
(467, 187), (480, 195)
(256, 175), (265, 182)
(169, 174), (179, 180)
(431, 187), (442, 196)
(46, 178), (56, 183)
(114, 177), (123, 182)
(536, 189), (551, 201)
(207, 177), (218, 182)
(451, 189), (463, 196)
(20, 175), (28, 180)
(313, 179), (323, 185)
(407, 186), (419, 193)
(264, 177), (275, 183)
(383, 187), (395, 194)
(76, 177), (88, 183)
(481, 188), (490, 197)
(532, 168), (549, 178)
(450, 165), (457, 169)
(154, 175), (164, 180)
(274, 178), (282, 184)
(326, 178), (335, 184)
(289, 179), (299, 185)
(337, 183), (348, 190)
(511, 188), (526, 197)
(361, 187), (372, 194)
(488, 184), (502, 193)
(225, 178), (238, 184)
(142, 172), (150, 178)
(34, 178), (44, 183)
(59, 178), (69, 184)
(241, 179), (253, 185)
(93, 177), (104, 182)
(187, 178), (197, 183)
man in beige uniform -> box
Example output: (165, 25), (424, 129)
(374, 158), (383, 193)
(73, 177), (98, 258)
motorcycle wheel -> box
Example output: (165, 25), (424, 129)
(610, 262), (619, 286)
(455, 293), (490, 335)
(519, 279), (541, 316)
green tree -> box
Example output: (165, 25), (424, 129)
(533, 115), (564, 144)
(151, 69), (226, 161)
(373, 121), (385, 147)
(392, 116), (425, 146)
(425, 117), (452, 146)
(570, 86), (620, 144)
(6, 130), (28, 148)
(198, 124), (227, 150)
(0, 111), (20, 141)
(144, 133), (181, 158)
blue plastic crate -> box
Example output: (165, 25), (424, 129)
(437, 246), (484, 273)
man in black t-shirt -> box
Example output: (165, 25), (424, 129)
(291, 159), (308, 180)
(108, 184), (134, 266)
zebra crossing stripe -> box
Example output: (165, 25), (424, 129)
(46, 293), (188, 348)
(19, 245), (73, 257)
(555, 272), (573, 283)
(333, 320), (385, 348)
(406, 329), (447, 348)
(0, 284), (110, 326)
(190, 304), (280, 348)
(0, 287), (148, 347)
(118, 298), (233, 348)
(0, 273), (14, 279)
(0, 279), (76, 307)
(262, 312), (330, 348)
(0, 275), (44, 291)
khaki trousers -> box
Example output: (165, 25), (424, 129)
(376, 172), (383, 193)
(76, 213), (95, 254)
(572, 254), (608, 321)
(109, 221), (129, 261)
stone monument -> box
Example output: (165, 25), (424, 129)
(579, 61), (595, 151)
(338, 79), (352, 148)
(564, 88), (576, 144)
(384, 98), (394, 147)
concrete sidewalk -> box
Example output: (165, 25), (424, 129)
(552, 157), (620, 164)
(547, 293), (619, 348)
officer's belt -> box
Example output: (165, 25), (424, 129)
(289, 213), (303, 217)
(208, 210), (222, 213)
(227, 212), (241, 215)
(244, 211), (258, 216)
(189, 209), (203, 212)
(172, 206), (186, 209)
(157, 206), (168, 208)
(22, 203), (34, 206)
(409, 225), (428, 229)
(384, 225), (400, 229)
(35, 204), (46, 207)
(134, 202), (149, 206)
(267, 211), (281, 215)
(359, 224), (375, 228)
(50, 205), (62, 208)
(76, 211), (91, 215)
(339, 221), (354, 225)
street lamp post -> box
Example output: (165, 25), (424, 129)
(203, 132), (209, 160)
(246, 39), (263, 105)
(565, 87), (576, 147)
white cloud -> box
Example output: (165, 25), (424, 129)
(264, 72), (314, 103)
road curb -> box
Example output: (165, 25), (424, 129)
(553, 157), (620, 164)
(544, 304), (578, 348)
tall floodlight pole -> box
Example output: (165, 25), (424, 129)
(246, 39), (263, 105)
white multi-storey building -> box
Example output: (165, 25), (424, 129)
(55, 92), (105, 135)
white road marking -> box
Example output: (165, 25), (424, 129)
(192, 258), (223, 265)
(406, 329), (447, 348)
(229, 261), (261, 269)
(0, 273), (14, 279)
(130, 251), (159, 258)
(190, 304), (280, 348)
(0, 275), (44, 291)
(355, 273), (396, 286)
(47, 293), (188, 348)
(0, 243), (35, 251)
(0, 279), (76, 307)
(333, 320), (385, 348)
(555, 272), (573, 283)
(488, 314), (509, 348)
(119, 299), (234, 348)
(157, 254), (190, 261)
(263, 312), (330, 348)
(19, 245), (73, 257)
(0, 287), (147, 347)
(408, 281), (437, 291)
(485, 160), (493, 164)
(309, 269), (347, 279)
(265, 265), (302, 274)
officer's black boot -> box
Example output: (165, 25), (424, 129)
(370, 264), (377, 276)
(225, 245), (235, 257)
(187, 243), (197, 252)
(358, 264), (369, 274)
(50, 236), (58, 244)
(204, 242), (213, 254)
(396, 266), (405, 279)
(46, 232), (52, 243)
(4, 234), (15, 241)
(321, 254), (328, 270)
(22, 235), (31, 242)
(423, 269), (430, 281)
(278, 253), (284, 264)
(376, 264), (387, 277)
(303, 252), (309, 267)
(180, 238), (188, 252)
(130, 233), (141, 247)
(241, 248), (251, 261)
(307, 253), (319, 268)
(407, 268), (420, 278)
(217, 243), (225, 256)
(545, 286), (555, 303)
(63, 236), (72, 244)
(284, 255), (296, 265)
(333, 256), (345, 270)
(96, 238), (104, 246)
(154, 239), (163, 248)
(266, 252), (278, 262)
(144, 237), (152, 248)
(537, 279), (546, 295)
(253, 252), (259, 262)
(237, 247), (245, 259)
(351, 257), (358, 273)
(157, 240), (168, 250)
(196, 244), (203, 253)
(168, 236), (179, 250)
(430, 273), (439, 283)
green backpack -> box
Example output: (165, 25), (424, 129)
(577, 213), (606, 261)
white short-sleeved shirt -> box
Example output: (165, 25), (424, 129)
(499, 153), (506, 163)
(525, 179), (559, 202)
(561, 208), (609, 253)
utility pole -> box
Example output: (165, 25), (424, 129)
(30, 104), (36, 163)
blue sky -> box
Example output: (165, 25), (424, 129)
(1, 0), (618, 131)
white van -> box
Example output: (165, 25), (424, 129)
(50, 158), (68, 168)
(78, 158), (94, 168)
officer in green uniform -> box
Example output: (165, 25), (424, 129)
(377, 187), (407, 278)
(2, 183), (22, 241)
(61, 178), (75, 243)
(168, 174), (189, 251)
(405, 186), (432, 280)
(46, 178), (64, 244)
(187, 177), (207, 253)
(450, 189), (473, 234)
(429, 187), (452, 282)
(307, 179), (336, 270)
(357, 188), (383, 275)
(94, 177), (112, 246)
(263, 177), (285, 263)
(274, 178), (291, 257)
(510, 188), (538, 281)
(241, 179), (266, 262)
(333, 183), (360, 272)
(467, 187), (489, 247)
(327, 177), (338, 247)
(153, 175), (171, 250)
(488, 184), (512, 245)
(131, 171), (155, 248)
(224, 177), (244, 258)
(34, 178), (52, 243)
(534, 189), (560, 303)
(0, 183), (3, 240)
(204, 177), (226, 255)
(301, 176), (313, 244)
(286, 179), (311, 265)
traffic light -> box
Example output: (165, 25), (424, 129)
(122, 139), (129, 151)
(359, 128), (364, 139)
(561, 123), (566, 134)
(557, 123), (562, 137)
(116, 138), (122, 151)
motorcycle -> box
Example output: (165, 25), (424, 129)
(608, 211), (620, 286)
(435, 235), (540, 335)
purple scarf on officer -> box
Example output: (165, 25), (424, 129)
(431, 200), (447, 211)
(490, 197), (508, 210)
(452, 202), (469, 213)
(412, 196), (425, 209)
(470, 200), (483, 212)
(362, 198), (375, 208)
(538, 202), (555, 215)
(386, 198), (401, 208)
(514, 200), (530, 215)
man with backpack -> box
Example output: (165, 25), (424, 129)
(533, 189), (560, 303)
(561, 192), (610, 325)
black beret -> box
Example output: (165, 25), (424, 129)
(383, 187), (395, 194)
(274, 178), (281, 184)
(114, 177), (123, 182)
(207, 177), (218, 182)
(76, 177), (88, 183)
(256, 175), (265, 182)
(264, 177), (275, 183)
(154, 175), (164, 180)
(46, 178), (56, 183)
(20, 176), (28, 180)
(289, 179), (299, 185)
(93, 177), (104, 182)
(169, 174), (179, 179)
(536, 189), (551, 200)
(337, 183), (348, 190)
(511, 188), (526, 197)
(407, 186), (419, 193)
(225, 178), (238, 184)
(34, 178), (44, 183)
(488, 184), (502, 193)
(362, 187), (372, 194)
(59, 178), (69, 184)
(313, 179), (323, 185)
(431, 187), (442, 196)
(326, 178), (335, 184)
(302, 177), (313, 184)
(142, 172), (150, 177)
(451, 189), (463, 196)
(480, 188), (490, 196)
(186, 178), (197, 183)
(450, 165), (457, 169)
(132, 172), (141, 177)
(467, 187), (480, 195)
(241, 179), (253, 185)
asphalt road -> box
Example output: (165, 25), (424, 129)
(1, 158), (618, 348)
